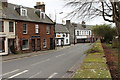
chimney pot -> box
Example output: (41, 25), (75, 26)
(41, 2), (44, 5)
(36, 2), (41, 6)
(34, 2), (45, 12)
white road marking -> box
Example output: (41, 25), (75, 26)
(8, 70), (28, 78)
(31, 59), (50, 66)
(2, 69), (20, 76)
(28, 72), (42, 78)
(47, 73), (58, 80)
(56, 54), (65, 58)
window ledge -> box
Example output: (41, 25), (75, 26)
(43, 47), (47, 49)
(23, 33), (28, 35)
(22, 48), (29, 50)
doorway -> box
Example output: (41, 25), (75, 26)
(32, 39), (35, 51)
(8, 39), (15, 54)
(37, 39), (41, 51)
(50, 38), (54, 50)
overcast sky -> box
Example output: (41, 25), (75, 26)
(8, 0), (114, 25)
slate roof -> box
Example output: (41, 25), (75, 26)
(55, 24), (69, 33)
(1, 3), (54, 24)
(74, 24), (94, 30)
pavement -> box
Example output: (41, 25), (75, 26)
(2, 43), (92, 79)
(2, 44), (74, 61)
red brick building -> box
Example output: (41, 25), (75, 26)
(2, 1), (55, 54)
(16, 21), (55, 52)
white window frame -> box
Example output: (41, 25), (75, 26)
(77, 31), (79, 36)
(23, 24), (28, 34)
(89, 31), (91, 35)
(83, 30), (84, 35)
(9, 21), (14, 32)
(35, 24), (39, 34)
(43, 39), (47, 48)
(46, 25), (50, 34)
(66, 39), (68, 43)
(82, 31), (84, 35)
(86, 31), (88, 35)
(56, 39), (59, 45)
(22, 39), (29, 50)
(80, 31), (81, 35)
(40, 12), (45, 19)
(66, 33), (68, 37)
(21, 8), (27, 16)
(84, 31), (86, 35)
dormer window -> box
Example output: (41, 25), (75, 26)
(21, 8), (27, 16)
(35, 9), (45, 19)
(40, 12), (45, 19)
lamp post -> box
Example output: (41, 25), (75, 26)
(61, 34), (65, 47)
(74, 26), (75, 45)
(54, 11), (63, 49)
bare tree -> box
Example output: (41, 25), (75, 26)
(64, 0), (120, 36)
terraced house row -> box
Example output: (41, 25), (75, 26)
(0, 1), (55, 55)
(0, 1), (94, 55)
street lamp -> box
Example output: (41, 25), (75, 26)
(63, 34), (65, 37)
(82, 21), (86, 28)
(54, 11), (63, 23)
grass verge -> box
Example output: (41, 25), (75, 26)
(72, 40), (111, 78)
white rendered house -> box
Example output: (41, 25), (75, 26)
(55, 24), (70, 46)
(75, 24), (93, 43)
(0, 20), (16, 55)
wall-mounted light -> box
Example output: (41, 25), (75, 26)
(63, 34), (65, 37)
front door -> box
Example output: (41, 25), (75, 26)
(32, 39), (35, 51)
(61, 39), (64, 47)
(37, 39), (41, 51)
(50, 38), (54, 50)
(8, 39), (15, 54)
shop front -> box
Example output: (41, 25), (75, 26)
(31, 36), (41, 51)
(0, 35), (8, 55)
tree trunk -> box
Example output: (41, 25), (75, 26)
(115, 21), (120, 46)
(115, 21), (120, 77)
(115, 21), (120, 37)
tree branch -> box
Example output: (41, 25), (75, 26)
(101, 2), (114, 22)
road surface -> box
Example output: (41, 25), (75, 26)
(2, 43), (92, 79)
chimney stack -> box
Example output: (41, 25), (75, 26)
(34, 2), (45, 12)
(1, 0), (8, 7)
(66, 20), (71, 30)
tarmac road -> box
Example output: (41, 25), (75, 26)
(2, 43), (92, 79)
